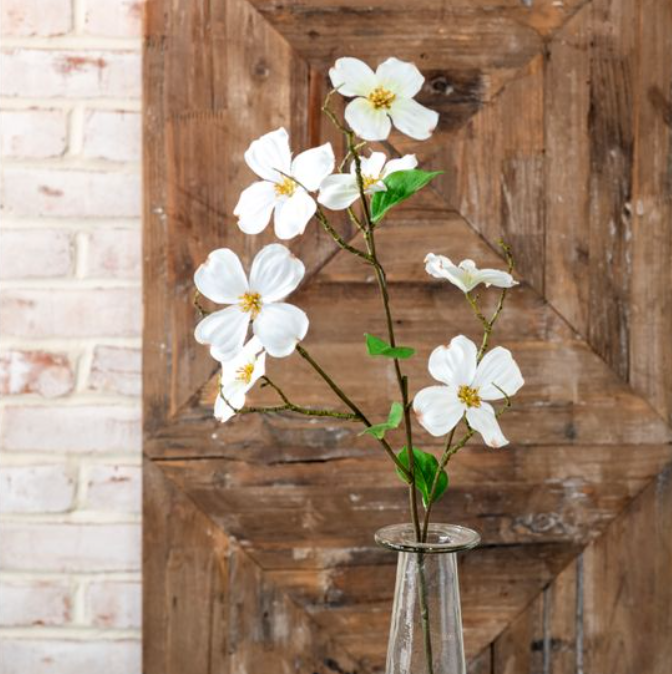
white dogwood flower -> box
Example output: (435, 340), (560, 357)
(425, 254), (518, 293)
(213, 337), (266, 423)
(413, 335), (524, 448)
(329, 57), (439, 141)
(318, 151), (418, 211)
(194, 244), (308, 361)
(234, 127), (335, 240)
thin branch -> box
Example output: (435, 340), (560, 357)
(193, 290), (210, 318)
(219, 378), (358, 421)
(296, 344), (411, 480)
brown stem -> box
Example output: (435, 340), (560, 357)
(296, 345), (411, 480)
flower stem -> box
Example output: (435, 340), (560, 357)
(296, 344), (411, 480)
(221, 377), (359, 421)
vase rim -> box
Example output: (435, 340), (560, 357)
(374, 523), (480, 554)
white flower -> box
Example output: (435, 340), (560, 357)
(329, 57), (439, 141)
(413, 335), (524, 448)
(213, 337), (266, 423)
(194, 244), (309, 361)
(234, 127), (335, 240)
(318, 151), (418, 211)
(425, 254), (518, 293)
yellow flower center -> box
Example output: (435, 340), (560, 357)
(236, 362), (255, 384)
(362, 174), (380, 190)
(239, 292), (262, 318)
(367, 86), (396, 110)
(274, 176), (297, 197)
(458, 385), (481, 408)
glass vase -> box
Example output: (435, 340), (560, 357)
(375, 523), (480, 674)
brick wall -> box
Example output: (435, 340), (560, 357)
(0, 0), (143, 671)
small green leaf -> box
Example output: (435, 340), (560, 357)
(365, 333), (415, 360)
(360, 401), (404, 439)
(371, 169), (443, 224)
(395, 447), (449, 508)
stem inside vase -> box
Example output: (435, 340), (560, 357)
(376, 524), (480, 674)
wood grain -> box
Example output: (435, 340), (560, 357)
(144, 459), (363, 674)
(144, 0), (672, 670)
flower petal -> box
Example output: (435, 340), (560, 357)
(244, 127), (292, 182)
(424, 253), (471, 292)
(382, 154), (418, 178)
(233, 180), (276, 235)
(473, 347), (524, 400)
(424, 253), (453, 279)
(274, 190), (316, 240)
(413, 385), (464, 437)
(329, 57), (377, 97)
(211, 334), (263, 365)
(474, 268), (518, 289)
(194, 305), (249, 360)
(248, 243), (305, 303)
(253, 303), (309, 358)
(389, 98), (439, 140)
(466, 403), (508, 448)
(214, 393), (239, 422)
(359, 151), (387, 179)
(318, 174), (360, 210)
(375, 57), (425, 98)
(428, 335), (478, 387)
(291, 143), (335, 191)
(345, 98), (392, 141)
(194, 248), (249, 304)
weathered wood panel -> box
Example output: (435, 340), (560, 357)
(145, 0), (672, 671)
(144, 459), (362, 674)
(490, 462), (672, 674)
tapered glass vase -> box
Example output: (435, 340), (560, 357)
(375, 524), (480, 674)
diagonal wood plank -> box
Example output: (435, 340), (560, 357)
(144, 0), (672, 670)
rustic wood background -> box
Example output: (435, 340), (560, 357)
(143, 0), (672, 672)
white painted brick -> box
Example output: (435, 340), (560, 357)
(89, 346), (141, 397)
(0, 405), (141, 453)
(0, 464), (76, 513)
(0, 640), (141, 674)
(0, 229), (74, 279)
(0, 350), (75, 398)
(83, 0), (143, 38)
(0, 0), (72, 37)
(0, 523), (141, 572)
(0, 288), (141, 339)
(1, 168), (141, 218)
(0, 49), (141, 99)
(0, 109), (68, 158)
(82, 110), (140, 162)
(85, 580), (141, 628)
(84, 228), (141, 279)
(0, 581), (72, 626)
(85, 464), (141, 513)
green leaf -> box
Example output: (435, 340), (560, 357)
(395, 447), (449, 508)
(371, 169), (443, 224)
(360, 401), (404, 439)
(365, 333), (415, 360)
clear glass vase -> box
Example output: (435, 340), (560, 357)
(375, 523), (480, 674)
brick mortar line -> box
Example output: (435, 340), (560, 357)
(0, 99), (141, 111)
(0, 513), (141, 524)
(0, 337), (141, 348)
(2, 159), (141, 172)
(0, 628), (141, 640)
(1, 218), (140, 228)
(0, 571), (141, 582)
(0, 454), (142, 466)
(1, 38), (141, 50)
(0, 278), (141, 289)
(0, 395), (140, 407)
